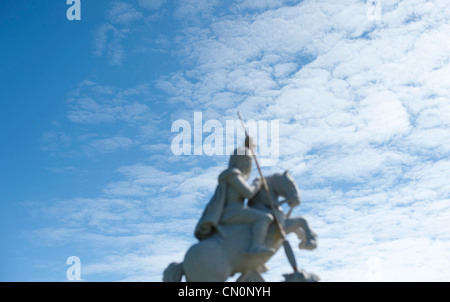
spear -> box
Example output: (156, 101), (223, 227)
(237, 111), (298, 272)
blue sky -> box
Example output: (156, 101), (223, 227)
(1, 0), (450, 281)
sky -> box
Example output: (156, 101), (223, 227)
(0, 0), (449, 282)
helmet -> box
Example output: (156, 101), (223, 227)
(229, 147), (252, 180)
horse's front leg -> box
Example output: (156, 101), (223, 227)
(284, 217), (317, 251)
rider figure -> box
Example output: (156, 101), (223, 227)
(194, 138), (275, 256)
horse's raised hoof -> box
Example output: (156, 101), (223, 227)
(299, 239), (317, 250)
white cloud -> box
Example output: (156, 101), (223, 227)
(93, 2), (144, 65)
(87, 136), (134, 154)
(357, 91), (410, 142)
(174, 0), (219, 21)
(93, 23), (125, 65)
(232, 0), (299, 11)
(46, 166), (88, 175)
(28, 162), (217, 280)
(108, 2), (142, 24)
(67, 82), (150, 120)
(137, 0), (166, 11)
(273, 62), (298, 78)
(40, 80), (164, 159)
(40, 131), (72, 153)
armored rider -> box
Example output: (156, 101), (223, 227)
(194, 138), (275, 256)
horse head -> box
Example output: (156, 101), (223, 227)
(249, 170), (301, 211)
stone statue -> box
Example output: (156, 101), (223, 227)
(195, 146), (275, 256)
(163, 144), (319, 282)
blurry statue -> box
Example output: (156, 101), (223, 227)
(164, 138), (318, 282)
(195, 144), (275, 256)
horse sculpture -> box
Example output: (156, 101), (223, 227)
(163, 171), (318, 282)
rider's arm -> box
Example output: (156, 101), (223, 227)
(228, 174), (261, 199)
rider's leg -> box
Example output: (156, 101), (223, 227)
(234, 208), (275, 255)
(248, 213), (274, 255)
(221, 207), (275, 255)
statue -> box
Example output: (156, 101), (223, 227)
(163, 149), (318, 281)
(164, 112), (318, 282)
(195, 145), (275, 256)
